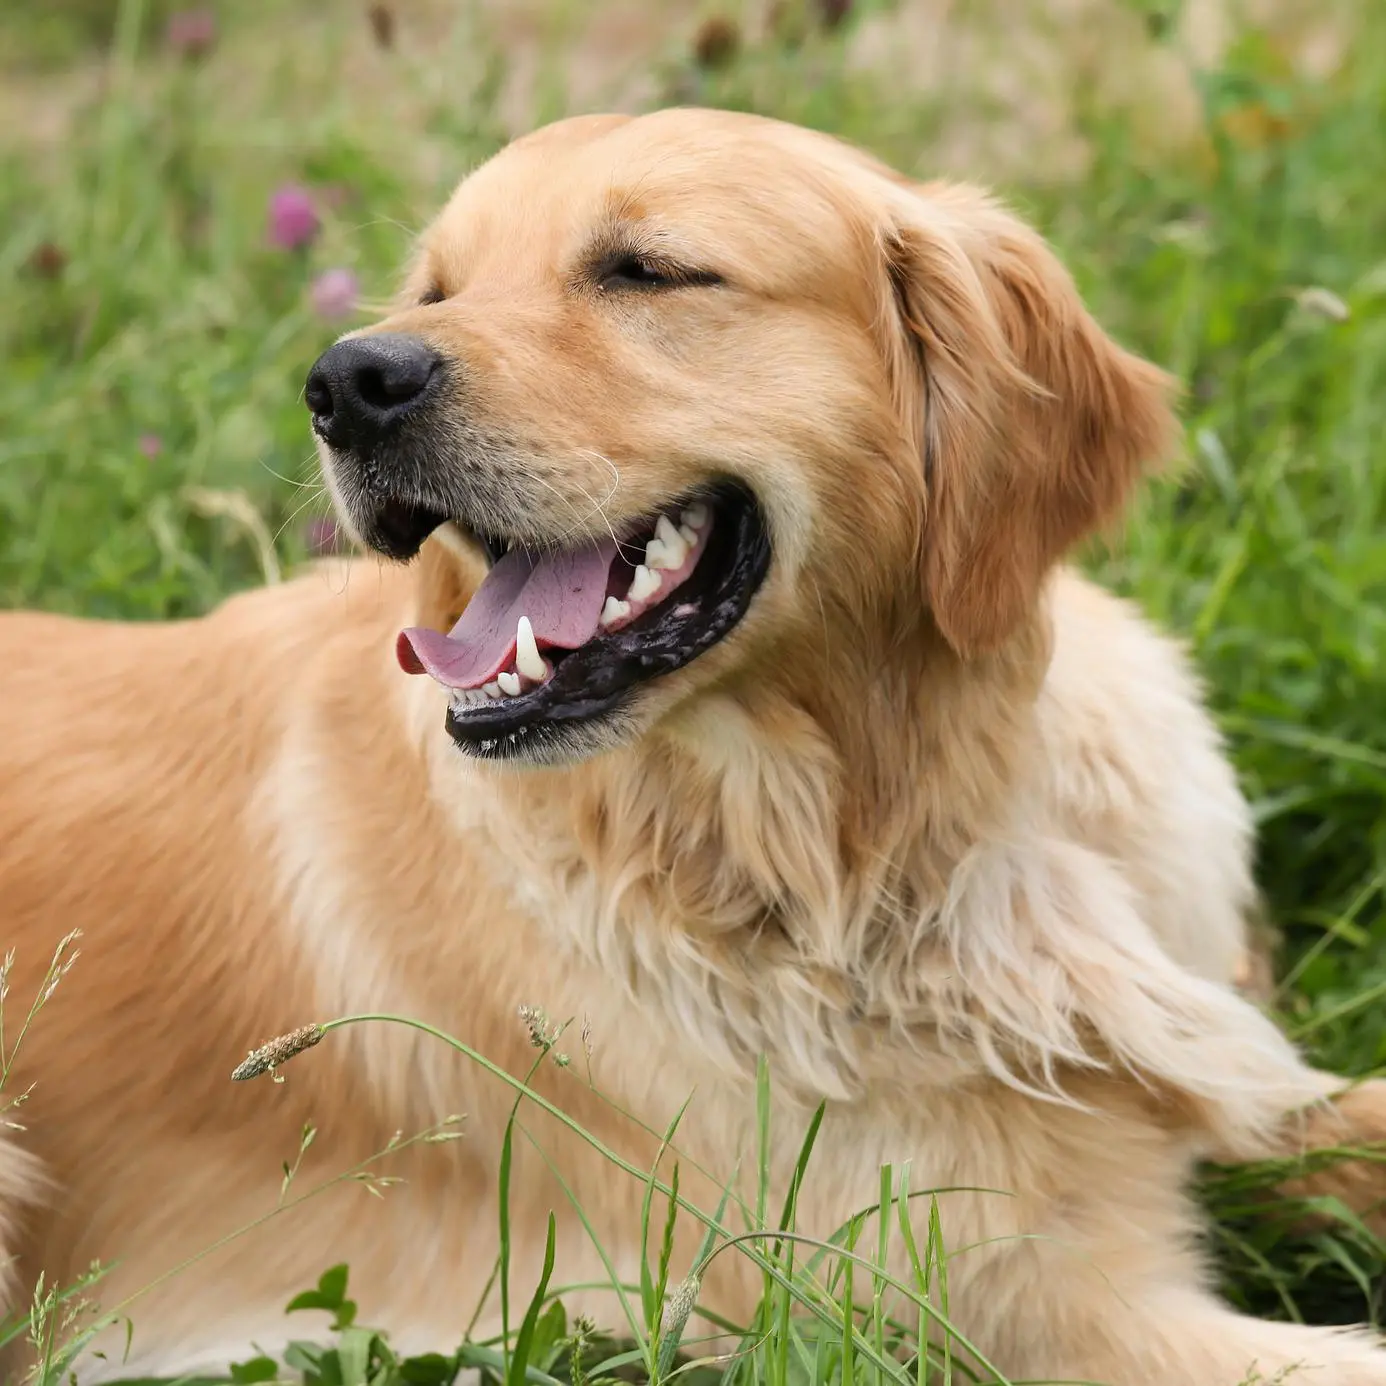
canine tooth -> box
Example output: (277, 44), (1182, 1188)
(515, 615), (546, 682)
(679, 524), (697, 547)
(497, 671), (521, 696)
(681, 502), (708, 530)
(600, 596), (631, 628)
(484, 681), (502, 699)
(629, 564), (661, 602)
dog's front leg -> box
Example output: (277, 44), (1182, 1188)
(1034, 854), (1386, 1220)
(945, 840), (1349, 1157)
(928, 840), (1386, 1380)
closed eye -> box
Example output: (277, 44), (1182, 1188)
(597, 254), (722, 292)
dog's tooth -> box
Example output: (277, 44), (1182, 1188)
(497, 671), (521, 697)
(655, 515), (685, 552)
(483, 681), (502, 699)
(600, 595), (631, 628)
(515, 615), (546, 683)
(629, 564), (661, 602)
(681, 502), (709, 530)
(651, 515), (690, 568)
(678, 524), (697, 547)
(649, 519), (687, 571)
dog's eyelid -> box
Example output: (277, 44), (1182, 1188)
(418, 285), (447, 306)
(592, 251), (724, 292)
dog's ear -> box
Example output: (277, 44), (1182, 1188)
(882, 184), (1177, 656)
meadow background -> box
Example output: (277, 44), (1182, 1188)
(2, 0), (1385, 1380)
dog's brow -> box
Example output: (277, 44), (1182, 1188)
(582, 215), (711, 273)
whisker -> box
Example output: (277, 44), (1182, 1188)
(259, 451), (324, 491)
(520, 453), (627, 558)
(271, 485), (332, 548)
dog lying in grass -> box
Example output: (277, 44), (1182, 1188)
(3, 108), (1385, 1383)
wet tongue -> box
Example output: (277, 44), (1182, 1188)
(398, 536), (619, 689)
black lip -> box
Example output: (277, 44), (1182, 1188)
(442, 483), (770, 759)
(368, 496), (452, 560)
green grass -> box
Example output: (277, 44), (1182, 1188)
(3, 0), (1386, 1379)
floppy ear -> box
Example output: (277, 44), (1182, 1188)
(883, 183), (1177, 656)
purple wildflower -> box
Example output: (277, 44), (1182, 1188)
(165, 9), (217, 58)
(310, 268), (360, 321)
(266, 184), (319, 251)
(138, 434), (163, 459)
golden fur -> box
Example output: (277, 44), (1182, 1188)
(3, 109), (1385, 1383)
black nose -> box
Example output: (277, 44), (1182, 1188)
(305, 334), (441, 450)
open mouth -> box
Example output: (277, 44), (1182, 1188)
(396, 482), (770, 758)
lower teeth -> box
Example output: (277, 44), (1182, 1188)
(454, 671), (533, 710)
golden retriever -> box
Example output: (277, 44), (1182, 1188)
(3, 108), (1386, 1384)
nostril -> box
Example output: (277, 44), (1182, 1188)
(304, 373), (334, 419)
(355, 365), (426, 412)
(356, 368), (390, 413)
(356, 355), (437, 414)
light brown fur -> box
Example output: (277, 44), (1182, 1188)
(3, 109), (1385, 1383)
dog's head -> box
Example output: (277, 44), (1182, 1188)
(309, 109), (1175, 766)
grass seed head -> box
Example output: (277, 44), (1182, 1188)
(231, 1024), (324, 1081)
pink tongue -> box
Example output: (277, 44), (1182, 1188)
(397, 537), (619, 690)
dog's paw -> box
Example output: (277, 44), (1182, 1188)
(1276, 1079), (1386, 1235)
